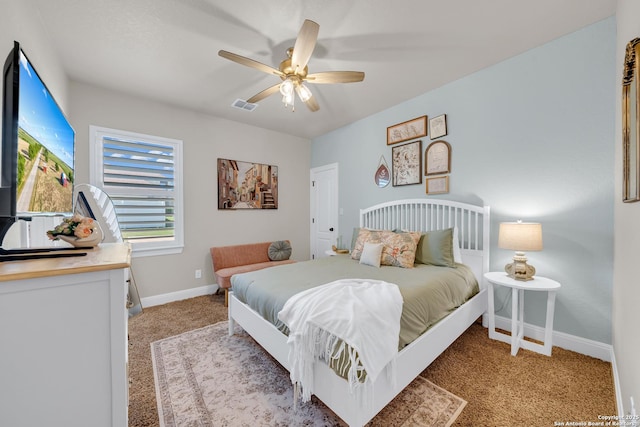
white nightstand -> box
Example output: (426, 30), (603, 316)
(484, 272), (561, 356)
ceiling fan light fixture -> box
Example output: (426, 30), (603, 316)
(219, 19), (364, 113)
(295, 83), (312, 102)
(279, 78), (294, 97)
(282, 91), (294, 107)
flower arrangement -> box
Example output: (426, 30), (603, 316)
(47, 215), (97, 241)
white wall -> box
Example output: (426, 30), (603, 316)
(312, 18), (616, 345)
(0, 0), (68, 110)
(69, 81), (311, 298)
(614, 0), (640, 417)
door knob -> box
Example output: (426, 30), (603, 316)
(329, 227), (334, 231)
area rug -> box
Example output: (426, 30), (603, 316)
(151, 321), (466, 427)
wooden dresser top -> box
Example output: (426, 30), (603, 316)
(0, 243), (131, 282)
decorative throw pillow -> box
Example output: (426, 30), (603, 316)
(268, 240), (292, 261)
(359, 242), (383, 268)
(415, 228), (455, 267)
(351, 228), (377, 260)
(351, 228), (420, 268)
(379, 231), (421, 268)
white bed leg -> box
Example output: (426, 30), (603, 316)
(228, 295), (235, 336)
(228, 317), (235, 336)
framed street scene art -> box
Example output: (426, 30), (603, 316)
(392, 140), (422, 186)
(218, 158), (278, 209)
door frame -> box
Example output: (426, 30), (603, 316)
(309, 163), (339, 259)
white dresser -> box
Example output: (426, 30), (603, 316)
(0, 243), (131, 427)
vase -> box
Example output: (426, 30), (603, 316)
(56, 222), (104, 248)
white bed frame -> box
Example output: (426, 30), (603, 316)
(228, 198), (490, 426)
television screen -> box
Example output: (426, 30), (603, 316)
(16, 48), (75, 215)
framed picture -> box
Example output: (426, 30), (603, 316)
(425, 140), (451, 176)
(429, 114), (447, 139)
(623, 38), (640, 202)
(426, 176), (449, 195)
(217, 158), (278, 209)
(387, 115), (427, 145)
(392, 140), (422, 186)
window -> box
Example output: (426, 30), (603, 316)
(89, 126), (184, 257)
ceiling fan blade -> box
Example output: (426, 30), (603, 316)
(246, 83), (281, 104)
(218, 50), (283, 77)
(291, 19), (319, 72)
(304, 95), (320, 112)
(305, 71), (365, 84)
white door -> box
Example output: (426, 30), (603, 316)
(310, 163), (338, 259)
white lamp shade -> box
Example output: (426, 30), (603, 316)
(295, 83), (312, 102)
(279, 78), (294, 97)
(498, 222), (543, 251)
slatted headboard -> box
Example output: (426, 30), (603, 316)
(360, 198), (490, 285)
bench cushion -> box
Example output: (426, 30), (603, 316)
(214, 259), (296, 289)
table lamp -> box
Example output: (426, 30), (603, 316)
(498, 221), (543, 281)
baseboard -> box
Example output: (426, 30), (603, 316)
(140, 283), (219, 308)
(611, 350), (624, 417)
(483, 314), (613, 362)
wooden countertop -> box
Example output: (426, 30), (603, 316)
(0, 242), (131, 282)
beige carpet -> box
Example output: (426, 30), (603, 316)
(151, 321), (466, 427)
(129, 294), (617, 426)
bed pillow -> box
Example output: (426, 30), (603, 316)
(268, 240), (292, 261)
(351, 228), (375, 260)
(359, 242), (383, 268)
(351, 228), (420, 268)
(453, 227), (462, 263)
(350, 227), (361, 252)
(415, 228), (455, 267)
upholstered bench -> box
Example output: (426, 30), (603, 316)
(210, 240), (295, 306)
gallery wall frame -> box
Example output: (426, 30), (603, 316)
(429, 114), (448, 139)
(387, 115), (427, 145)
(426, 176), (449, 195)
(425, 140), (451, 176)
(392, 140), (422, 186)
(217, 158), (278, 209)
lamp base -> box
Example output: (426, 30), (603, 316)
(505, 251), (535, 281)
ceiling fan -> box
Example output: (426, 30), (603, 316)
(218, 19), (365, 112)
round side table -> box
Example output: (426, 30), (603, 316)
(484, 271), (561, 356)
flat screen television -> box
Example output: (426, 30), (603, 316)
(0, 41), (75, 248)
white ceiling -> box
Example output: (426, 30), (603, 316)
(30, 0), (616, 140)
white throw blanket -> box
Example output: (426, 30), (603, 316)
(277, 279), (403, 404)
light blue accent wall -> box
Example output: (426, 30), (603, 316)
(311, 17), (616, 344)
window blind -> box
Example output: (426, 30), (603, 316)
(101, 136), (176, 240)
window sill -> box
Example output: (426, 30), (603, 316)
(130, 244), (184, 258)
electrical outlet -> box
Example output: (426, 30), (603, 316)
(195, 269), (202, 279)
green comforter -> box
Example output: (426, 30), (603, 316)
(230, 254), (479, 349)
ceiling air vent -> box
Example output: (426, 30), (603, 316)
(231, 99), (258, 112)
